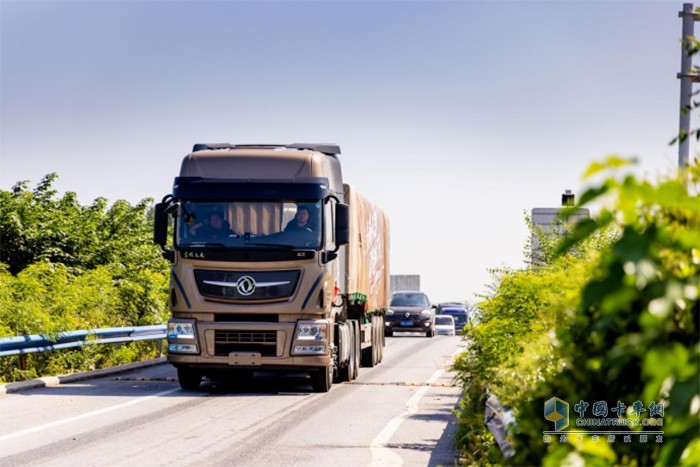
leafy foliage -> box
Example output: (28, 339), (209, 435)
(455, 158), (699, 466)
(0, 174), (169, 382)
(454, 226), (603, 464)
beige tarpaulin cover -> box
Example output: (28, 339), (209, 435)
(344, 183), (390, 312)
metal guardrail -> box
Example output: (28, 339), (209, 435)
(0, 325), (166, 357)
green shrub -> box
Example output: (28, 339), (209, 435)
(0, 174), (170, 382)
(456, 158), (699, 466)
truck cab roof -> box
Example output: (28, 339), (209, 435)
(178, 143), (344, 195)
(191, 143), (340, 155)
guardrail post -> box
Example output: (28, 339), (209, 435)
(156, 339), (163, 357)
(19, 354), (27, 371)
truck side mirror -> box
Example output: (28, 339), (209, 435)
(153, 201), (169, 248)
(335, 203), (350, 246)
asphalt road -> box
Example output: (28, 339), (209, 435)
(0, 334), (465, 467)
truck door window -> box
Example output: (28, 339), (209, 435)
(324, 201), (335, 251)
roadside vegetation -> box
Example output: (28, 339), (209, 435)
(454, 158), (699, 466)
(0, 173), (170, 383)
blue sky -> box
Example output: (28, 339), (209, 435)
(0, 0), (693, 303)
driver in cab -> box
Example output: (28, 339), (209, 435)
(284, 204), (318, 233)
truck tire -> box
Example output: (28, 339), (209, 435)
(373, 318), (381, 364)
(311, 365), (333, 392)
(352, 320), (360, 379)
(177, 367), (202, 391)
(338, 325), (356, 382)
(361, 322), (375, 368)
(377, 320), (384, 363)
(380, 316), (386, 347)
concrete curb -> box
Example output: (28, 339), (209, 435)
(0, 357), (167, 395)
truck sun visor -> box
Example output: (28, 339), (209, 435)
(172, 177), (330, 201)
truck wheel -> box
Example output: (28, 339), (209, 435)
(374, 317), (384, 363)
(362, 317), (379, 367)
(177, 367), (202, 391)
(338, 326), (356, 382)
(311, 365), (333, 392)
(380, 317), (386, 347)
(374, 318), (382, 364)
(352, 321), (360, 379)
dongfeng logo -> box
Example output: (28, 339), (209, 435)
(236, 276), (256, 296)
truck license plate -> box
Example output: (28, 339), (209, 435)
(229, 352), (262, 366)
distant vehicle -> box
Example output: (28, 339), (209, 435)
(438, 304), (469, 331)
(434, 315), (456, 336)
(385, 291), (436, 337)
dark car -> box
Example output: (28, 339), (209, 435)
(385, 291), (436, 337)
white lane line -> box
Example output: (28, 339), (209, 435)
(368, 367), (445, 467)
(0, 387), (180, 442)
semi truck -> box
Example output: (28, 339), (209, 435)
(153, 143), (390, 392)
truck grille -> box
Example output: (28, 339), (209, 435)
(214, 330), (277, 356)
(194, 269), (300, 302)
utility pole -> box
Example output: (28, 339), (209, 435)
(678, 3), (700, 169)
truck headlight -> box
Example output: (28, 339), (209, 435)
(292, 320), (328, 355)
(294, 321), (327, 341)
(168, 320), (196, 339)
(167, 319), (199, 354)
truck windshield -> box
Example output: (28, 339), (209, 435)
(175, 200), (322, 249)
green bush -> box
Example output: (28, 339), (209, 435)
(455, 228), (603, 464)
(0, 174), (170, 383)
(456, 158), (699, 466)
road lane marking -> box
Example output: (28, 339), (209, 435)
(347, 381), (456, 387)
(112, 377), (177, 382)
(368, 367), (445, 467)
(0, 388), (179, 442)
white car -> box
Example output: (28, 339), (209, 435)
(434, 315), (456, 336)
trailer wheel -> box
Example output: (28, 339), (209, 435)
(311, 365), (333, 392)
(372, 318), (380, 365)
(380, 316), (386, 347)
(177, 367), (202, 391)
(369, 316), (379, 367)
(352, 321), (360, 379)
(377, 320), (384, 363)
(361, 321), (375, 368)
